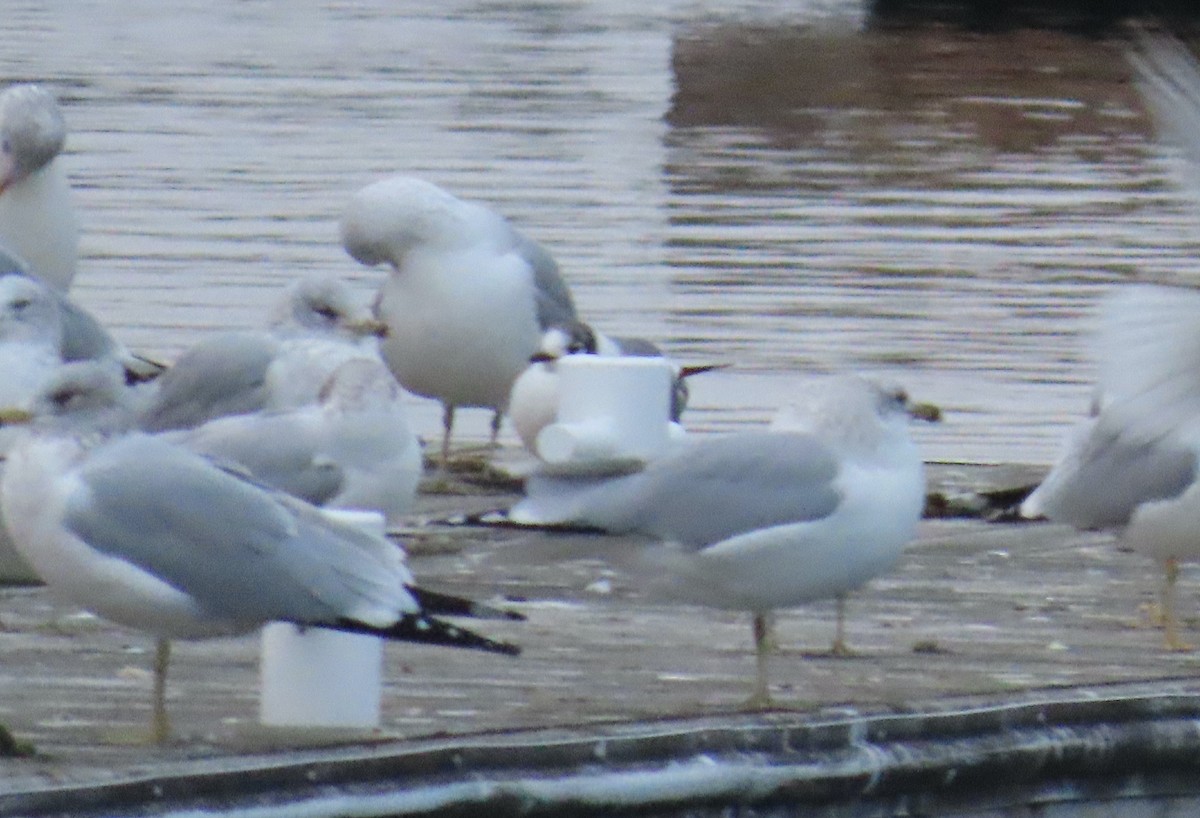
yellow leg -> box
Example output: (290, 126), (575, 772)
(743, 613), (774, 709)
(830, 594), (854, 656)
(152, 638), (172, 744)
(1162, 558), (1194, 652)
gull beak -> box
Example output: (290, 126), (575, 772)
(346, 317), (389, 339)
(678, 362), (728, 379)
(0, 408), (33, 426)
(0, 159), (16, 196)
(529, 352), (557, 364)
(908, 401), (942, 423)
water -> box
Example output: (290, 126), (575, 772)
(4, 0), (1198, 465)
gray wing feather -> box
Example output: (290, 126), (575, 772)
(1028, 417), (1197, 529)
(176, 414), (344, 506)
(54, 294), (119, 362)
(511, 229), (576, 330)
(64, 435), (403, 624)
(139, 332), (278, 431)
(610, 336), (664, 357)
(1128, 30), (1200, 201)
(52, 291), (165, 383)
(523, 432), (842, 548)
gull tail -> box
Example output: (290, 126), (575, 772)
(329, 614), (520, 656)
(406, 586), (525, 621)
(509, 473), (615, 527)
(123, 353), (169, 385)
(510, 471), (645, 531)
(672, 362), (728, 420)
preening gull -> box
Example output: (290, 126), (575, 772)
(0, 362), (519, 742)
(138, 274), (387, 432)
(508, 320), (721, 457)
(340, 175), (577, 464)
(0, 84), (79, 291)
(1023, 32), (1200, 648)
(511, 375), (934, 704)
(1022, 284), (1200, 649)
(169, 357), (422, 526)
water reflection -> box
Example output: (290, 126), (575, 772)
(663, 21), (1200, 461)
(2, 2), (1197, 465)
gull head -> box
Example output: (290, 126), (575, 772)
(1, 361), (135, 436)
(0, 273), (62, 346)
(770, 376), (939, 455)
(340, 175), (505, 268)
(530, 321), (599, 364)
(270, 274), (386, 340)
(0, 85), (65, 193)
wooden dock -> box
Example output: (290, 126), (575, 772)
(2, 462), (1200, 814)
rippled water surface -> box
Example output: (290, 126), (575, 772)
(4, 1), (1199, 464)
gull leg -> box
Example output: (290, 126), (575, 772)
(758, 611), (779, 652)
(1162, 557), (1194, 652)
(440, 404), (455, 470)
(152, 638), (172, 744)
(488, 410), (503, 450)
(744, 612), (774, 709)
(830, 594), (854, 656)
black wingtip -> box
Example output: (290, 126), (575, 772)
(407, 586), (526, 621)
(124, 354), (169, 386)
(329, 615), (521, 656)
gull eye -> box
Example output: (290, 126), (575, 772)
(10, 298), (31, 311)
(313, 304), (340, 322)
(50, 387), (79, 409)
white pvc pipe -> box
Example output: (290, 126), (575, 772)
(536, 355), (675, 466)
(259, 509), (386, 729)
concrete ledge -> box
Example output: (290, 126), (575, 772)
(8, 681), (1200, 817)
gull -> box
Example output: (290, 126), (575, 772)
(0, 265), (164, 581)
(0, 362), (519, 742)
(168, 357), (422, 526)
(340, 175), (577, 464)
(1126, 27), (1200, 209)
(0, 84), (79, 291)
(1024, 32), (1200, 647)
(0, 247), (163, 386)
(508, 320), (722, 457)
(0, 275), (72, 429)
(510, 375), (934, 704)
(1021, 284), (1200, 649)
(139, 274), (387, 432)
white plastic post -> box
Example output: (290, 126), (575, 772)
(259, 509), (386, 729)
(536, 355), (675, 466)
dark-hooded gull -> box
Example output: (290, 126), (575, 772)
(508, 319), (722, 458)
